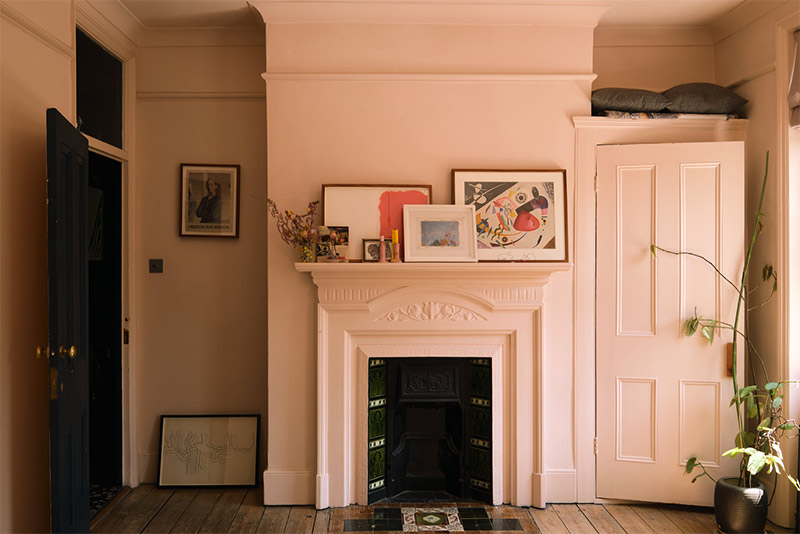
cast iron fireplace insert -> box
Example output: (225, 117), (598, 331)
(367, 357), (492, 504)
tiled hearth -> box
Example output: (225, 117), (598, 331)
(285, 262), (570, 509)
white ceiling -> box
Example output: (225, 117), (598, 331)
(119, 0), (748, 29)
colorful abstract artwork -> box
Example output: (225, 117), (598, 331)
(323, 185), (431, 261)
(452, 170), (567, 261)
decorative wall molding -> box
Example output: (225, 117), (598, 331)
(137, 91), (266, 101)
(377, 302), (485, 322)
(251, 0), (610, 26)
(263, 73), (598, 84)
(474, 287), (541, 304)
(319, 287), (390, 303)
(0, 2), (74, 58)
(76, 0), (140, 60)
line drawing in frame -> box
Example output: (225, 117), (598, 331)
(158, 414), (260, 487)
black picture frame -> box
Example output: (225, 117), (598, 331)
(157, 414), (260, 488)
(180, 163), (240, 238)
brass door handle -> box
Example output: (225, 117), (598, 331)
(58, 345), (77, 359)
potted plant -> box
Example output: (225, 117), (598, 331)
(653, 153), (798, 533)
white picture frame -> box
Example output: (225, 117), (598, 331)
(403, 205), (478, 263)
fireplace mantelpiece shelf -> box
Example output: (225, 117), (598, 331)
(295, 261), (572, 281)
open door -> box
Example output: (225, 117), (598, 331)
(596, 141), (744, 506)
(46, 108), (90, 532)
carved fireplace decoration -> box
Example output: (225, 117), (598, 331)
(294, 262), (570, 509)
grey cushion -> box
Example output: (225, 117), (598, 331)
(591, 88), (671, 112)
(662, 83), (747, 114)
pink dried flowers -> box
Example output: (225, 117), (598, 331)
(267, 199), (320, 246)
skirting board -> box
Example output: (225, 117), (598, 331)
(263, 470), (316, 505)
(545, 469), (578, 503)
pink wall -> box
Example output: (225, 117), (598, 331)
(260, 14), (593, 502)
(134, 32), (268, 482)
(593, 27), (715, 91)
(712, 2), (800, 526)
(0, 2), (74, 530)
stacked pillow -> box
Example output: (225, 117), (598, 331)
(591, 83), (748, 115)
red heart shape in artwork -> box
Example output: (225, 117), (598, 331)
(513, 210), (540, 232)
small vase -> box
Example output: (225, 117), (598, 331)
(714, 476), (768, 534)
(298, 244), (314, 263)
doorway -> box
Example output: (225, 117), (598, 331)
(87, 151), (123, 516)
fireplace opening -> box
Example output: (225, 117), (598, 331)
(367, 357), (492, 504)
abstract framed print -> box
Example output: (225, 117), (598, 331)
(451, 169), (567, 262)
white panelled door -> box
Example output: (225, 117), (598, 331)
(596, 141), (745, 505)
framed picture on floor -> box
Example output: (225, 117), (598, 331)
(157, 414), (260, 487)
(451, 169), (568, 262)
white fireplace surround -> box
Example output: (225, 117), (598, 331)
(291, 262), (570, 509)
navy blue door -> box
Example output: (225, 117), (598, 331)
(46, 108), (90, 532)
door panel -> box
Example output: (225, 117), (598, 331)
(596, 141), (744, 505)
(47, 108), (90, 532)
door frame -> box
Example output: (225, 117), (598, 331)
(75, 5), (140, 487)
(572, 117), (748, 502)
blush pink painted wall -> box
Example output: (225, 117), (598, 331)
(261, 16), (593, 502)
(593, 27), (715, 91)
(134, 31), (268, 482)
(712, 2), (800, 526)
(0, 2), (74, 530)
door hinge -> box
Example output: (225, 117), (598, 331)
(594, 436), (598, 455)
(49, 368), (58, 400)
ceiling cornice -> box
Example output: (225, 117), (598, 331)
(249, 0), (613, 26)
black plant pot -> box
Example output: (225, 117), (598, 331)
(714, 476), (768, 533)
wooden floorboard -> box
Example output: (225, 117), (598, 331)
(142, 489), (198, 533)
(255, 505), (290, 533)
(89, 485), (798, 534)
(169, 489), (222, 533)
(312, 508), (331, 534)
(227, 488), (266, 533)
(578, 504), (625, 534)
(529, 506), (569, 533)
(630, 505), (686, 533)
(603, 505), (655, 534)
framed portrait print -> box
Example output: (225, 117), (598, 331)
(180, 164), (240, 238)
(157, 414), (260, 487)
(452, 169), (568, 262)
(322, 184), (431, 261)
(403, 205), (477, 262)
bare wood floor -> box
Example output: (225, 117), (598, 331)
(90, 485), (795, 534)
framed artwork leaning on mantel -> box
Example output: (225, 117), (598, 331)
(451, 169), (567, 262)
(403, 204), (477, 263)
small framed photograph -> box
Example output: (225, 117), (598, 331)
(322, 184), (431, 261)
(363, 238), (392, 262)
(158, 414), (260, 487)
(316, 225), (349, 262)
(403, 205), (477, 262)
(180, 164), (240, 238)
(451, 169), (568, 262)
